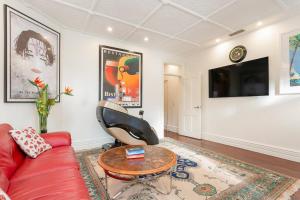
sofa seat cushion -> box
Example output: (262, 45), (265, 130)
(7, 168), (90, 200)
(10, 146), (79, 181)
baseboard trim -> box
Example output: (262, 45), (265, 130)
(72, 137), (113, 151)
(202, 132), (300, 163)
(164, 124), (178, 132)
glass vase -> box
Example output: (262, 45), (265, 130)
(39, 115), (48, 134)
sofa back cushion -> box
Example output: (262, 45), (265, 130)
(0, 171), (9, 192)
(0, 124), (25, 179)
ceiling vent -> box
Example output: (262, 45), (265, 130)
(229, 29), (245, 37)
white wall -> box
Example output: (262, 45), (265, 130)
(185, 15), (300, 162)
(164, 64), (182, 76)
(0, 0), (185, 150)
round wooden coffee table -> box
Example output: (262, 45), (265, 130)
(98, 145), (177, 199)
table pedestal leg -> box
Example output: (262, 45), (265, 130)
(105, 173), (109, 199)
(105, 173), (108, 191)
(142, 173), (172, 195)
(111, 181), (139, 200)
(105, 170), (174, 199)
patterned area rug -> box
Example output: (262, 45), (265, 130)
(76, 138), (300, 200)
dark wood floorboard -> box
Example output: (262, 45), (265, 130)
(165, 130), (300, 199)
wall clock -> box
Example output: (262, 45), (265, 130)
(229, 45), (247, 63)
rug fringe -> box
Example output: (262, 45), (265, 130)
(277, 179), (300, 200)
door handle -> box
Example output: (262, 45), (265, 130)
(194, 106), (200, 109)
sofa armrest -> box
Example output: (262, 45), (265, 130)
(41, 132), (72, 147)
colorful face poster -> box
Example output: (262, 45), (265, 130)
(289, 33), (300, 86)
(99, 46), (142, 108)
(4, 5), (60, 102)
(280, 30), (300, 94)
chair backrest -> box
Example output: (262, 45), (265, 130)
(96, 100), (159, 145)
(96, 100), (128, 140)
(0, 124), (25, 179)
(98, 100), (128, 114)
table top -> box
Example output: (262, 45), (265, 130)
(98, 145), (177, 176)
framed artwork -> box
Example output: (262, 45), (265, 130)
(4, 5), (60, 102)
(99, 45), (143, 108)
(280, 29), (300, 94)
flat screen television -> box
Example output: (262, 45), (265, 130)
(209, 57), (269, 98)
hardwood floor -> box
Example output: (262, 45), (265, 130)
(165, 130), (300, 199)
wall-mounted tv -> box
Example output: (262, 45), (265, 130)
(209, 57), (269, 98)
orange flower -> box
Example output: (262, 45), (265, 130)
(64, 87), (73, 95)
(34, 77), (43, 85)
(38, 83), (45, 89)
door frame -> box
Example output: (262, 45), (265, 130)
(164, 79), (168, 130)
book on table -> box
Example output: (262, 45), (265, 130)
(126, 153), (144, 159)
(126, 147), (145, 156)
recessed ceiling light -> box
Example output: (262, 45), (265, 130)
(144, 37), (149, 42)
(107, 26), (113, 32)
(257, 21), (262, 26)
(216, 38), (220, 43)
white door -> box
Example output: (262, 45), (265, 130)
(180, 75), (202, 139)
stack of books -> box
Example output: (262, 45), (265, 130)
(125, 147), (145, 159)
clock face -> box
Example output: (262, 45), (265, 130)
(229, 45), (247, 63)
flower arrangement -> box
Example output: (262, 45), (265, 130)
(29, 77), (73, 133)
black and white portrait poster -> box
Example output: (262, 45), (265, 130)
(4, 5), (60, 102)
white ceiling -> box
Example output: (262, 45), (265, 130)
(22, 0), (300, 54)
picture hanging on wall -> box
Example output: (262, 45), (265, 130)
(280, 29), (300, 94)
(4, 5), (60, 102)
(99, 45), (142, 108)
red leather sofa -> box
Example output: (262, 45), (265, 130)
(0, 123), (90, 200)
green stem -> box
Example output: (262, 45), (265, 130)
(54, 92), (65, 100)
(39, 114), (48, 133)
(36, 85), (41, 96)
